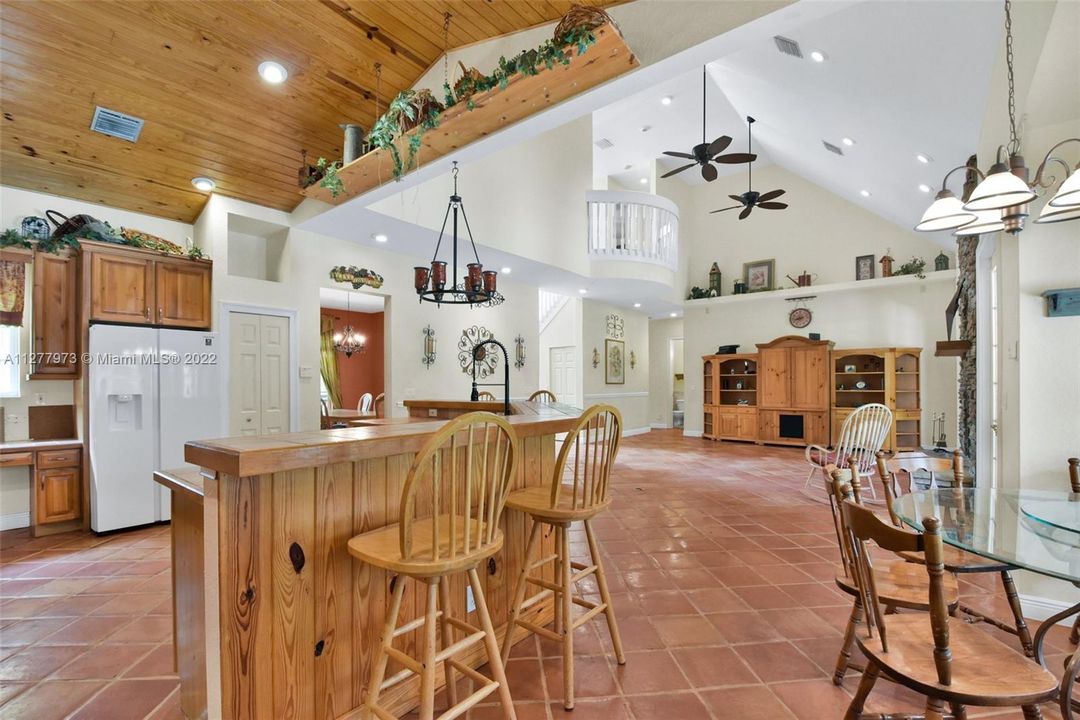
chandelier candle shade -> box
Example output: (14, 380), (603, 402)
(918, 0), (1079, 235)
(414, 162), (504, 307)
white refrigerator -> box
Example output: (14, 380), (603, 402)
(88, 325), (222, 533)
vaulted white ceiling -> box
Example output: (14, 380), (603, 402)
(594, 0), (1005, 231)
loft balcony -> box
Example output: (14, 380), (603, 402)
(586, 190), (679, 273)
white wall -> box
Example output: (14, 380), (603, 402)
(648, 318), (684, 428)
(681, 274), (959, 444)
(581, 299), (650, 432)
(677, 164), (949, 294)
(538, 295), (583, 407)
(0, 186), (194, 527)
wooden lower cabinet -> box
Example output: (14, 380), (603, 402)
(717, 407), (757, 442)
(758, 410), (828, 447)
(35, 466), (81, 525)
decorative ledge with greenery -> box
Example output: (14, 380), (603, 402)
(301, 12), (638, 204)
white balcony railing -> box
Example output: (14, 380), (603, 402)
(586, 190), (679, 271)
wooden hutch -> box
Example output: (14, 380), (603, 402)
(703, 336), (922, 450)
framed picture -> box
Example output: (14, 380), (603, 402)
(855, 254), (875, 281)
(743, 259), (775, 292)
(844, 364), (857, 373)
(605, 339), (625, 385)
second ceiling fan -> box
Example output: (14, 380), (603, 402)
(661, 67), (756, 182)
(711, 117), (788, 220)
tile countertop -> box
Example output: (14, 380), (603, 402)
(0, 439), (82, 453)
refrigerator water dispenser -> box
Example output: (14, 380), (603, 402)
(107, 393), (143, 431)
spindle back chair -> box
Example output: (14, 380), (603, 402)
(528, 389), (558, 404)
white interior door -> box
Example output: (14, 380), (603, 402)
(549, 346), (578, 407)
(228, 312), (291, 436)
(258, 314), (290, 434)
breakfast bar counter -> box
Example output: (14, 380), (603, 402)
(172, 401), (581, 720)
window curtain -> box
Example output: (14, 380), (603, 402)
(0, 260), (26, 326)
(319, 314), (343, 409)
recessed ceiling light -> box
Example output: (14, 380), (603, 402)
(669, 312), (678, 318)
(841, 137), (855, 147)
(633, 303), (642, 308)
(860, 189), (872, 198)
(372, 233), (388, 243)
(916, 153), (932, 164)
(258, 61), (288, 84)
(809, 50), (827, 62)
(639, 177), (648, 185)
(661, 96), (673, 105)
(500, 266), (511, 274)
(624, 164), (633, 171)
(918, 184), (932, 193)
(640, 125), (651, 133)
(578, 288), (588, 294)
(191, 177), (215, 192)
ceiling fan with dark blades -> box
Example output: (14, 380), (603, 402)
(710, 116), (787, 219)
(661, 67), (756, 182)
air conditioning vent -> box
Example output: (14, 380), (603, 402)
(90, 106), (144, 142)
(822, 140), (844, 156)
(773, 35), (803, 59)
(594, 137), (614, 150)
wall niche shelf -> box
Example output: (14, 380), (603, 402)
(301, 24), (638, 205)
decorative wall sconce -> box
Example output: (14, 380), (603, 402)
(514, 334), (526, 369)
(422, 325), (436, 368)
(591, 348), (600, 368)
(629, 350), (637, 369)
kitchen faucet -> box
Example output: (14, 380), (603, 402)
(470, 339), (511, 416)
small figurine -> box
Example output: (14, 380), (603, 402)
(880, 251), (895, 278)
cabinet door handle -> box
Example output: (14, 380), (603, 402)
(158, 307), (164, 320)
(145, 307), (151, 321)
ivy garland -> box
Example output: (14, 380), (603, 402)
(358, 25), (599, 183)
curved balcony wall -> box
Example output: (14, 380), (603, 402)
(586, 190), (679, 272)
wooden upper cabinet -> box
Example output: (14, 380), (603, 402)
(758, 347), (791, 407)
(156, 260), (211, 329)
(83, 242), (212, 330)
(31, 251), (79, 378)
(791, 347), (829, 410)
(89, 251), (154, 324)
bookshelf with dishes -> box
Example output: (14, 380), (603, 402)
(702, 353), (759, 442)
(831, 347), (922, 452)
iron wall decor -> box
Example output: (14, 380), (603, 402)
(605, 339), (625, 384)
(592, 347), (600, 368)
(629, 350), (637, 369)
(605, 313), (624, 339)
(514, 334), (526, 369)
(855, 254), (875, 281)
(458, 325), (497, 377)
(422, 325), (436, 368)
(330, 265), (384, 290)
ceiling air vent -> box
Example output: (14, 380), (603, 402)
(773, 35), (803, 59)
(822, 140), (844, 156)
(594, 137), (614, 150)
(90, 106), (144, 142)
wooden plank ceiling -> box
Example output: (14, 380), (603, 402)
(0, 0), (624, 223)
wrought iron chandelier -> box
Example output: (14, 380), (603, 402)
(332, 293), (366, 358)
(413, 162), (504, 307)
(915, 0), (1079, 235)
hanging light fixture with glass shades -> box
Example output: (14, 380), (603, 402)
(332, 292), (367, 358)
(915, 0), (1079, 235)
(413, 162), (504, 307)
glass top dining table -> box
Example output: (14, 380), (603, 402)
(894, 486), (1080, 585)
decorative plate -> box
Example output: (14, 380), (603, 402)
(854, 380), (868, 390)
(458, 325), (497, 378)
(788, 307), (812, 329)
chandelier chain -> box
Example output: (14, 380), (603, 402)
(374, 63), (382, 117)
(1004, 0), (1018, 155)
(443, 12), (452, 86)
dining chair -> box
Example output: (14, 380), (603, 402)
(826, 463), (959, 686)
(805, 403), (892, 498)
(528, 389), (557, 404)
(500, 404), (626, 710)
(373, 392), (385, 418)
(875, 450), (1035, 657)
(840, 496), (1059, 720)
(347, 412), (519, 720)
(320, 398), (331, 429)
(358, 392), (374, 413)
(1069, 457), (1079, 646)
(476, 390), (496, 401)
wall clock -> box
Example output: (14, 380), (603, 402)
(458, 325), (497, 377)
(788, 307), (812, 328)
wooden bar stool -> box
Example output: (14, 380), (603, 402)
(348, 412), (519, 720)
(500, 404), (626, 710)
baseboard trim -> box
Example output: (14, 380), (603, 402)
(683, 430), (703, 438)
(650, 422), (672, 429)
(0, 512), (30, 531)
(583, 391), (649, 399)
(1019, 593), (1079, 624)
(623, 427), (651, 437)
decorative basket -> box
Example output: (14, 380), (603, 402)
(120, 228), (184, 255)
(45, 210), (98, 240)
(553, 5), (615, 42)
(399, 89), (444, 133)
(452, 61), (484, 103)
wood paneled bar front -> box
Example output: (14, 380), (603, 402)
(175, 401), (580, 720)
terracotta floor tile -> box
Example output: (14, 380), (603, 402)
(0, 679), (105, 720)
(611, 649), (689, 693)
(633, 590), (696, 616)
(0, 645), (83, 681)
(735, 641), (824, 683)
(103, 614), (173, 644)
(625, 691), (711, 718)
(543, 655), (619, 700)
(0, 617), (74, 646)
(651, 615), (726, 648)
(69, 678), (179, 720)
(548, 695), (630, 718)
(53, 643), (157, 680)
(35, 615), (132, 645)
(672, 645), (759, 688)
(771, 678), (855, 719)
(683, 586), (749, 614)
(699, 685), (798, 720)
